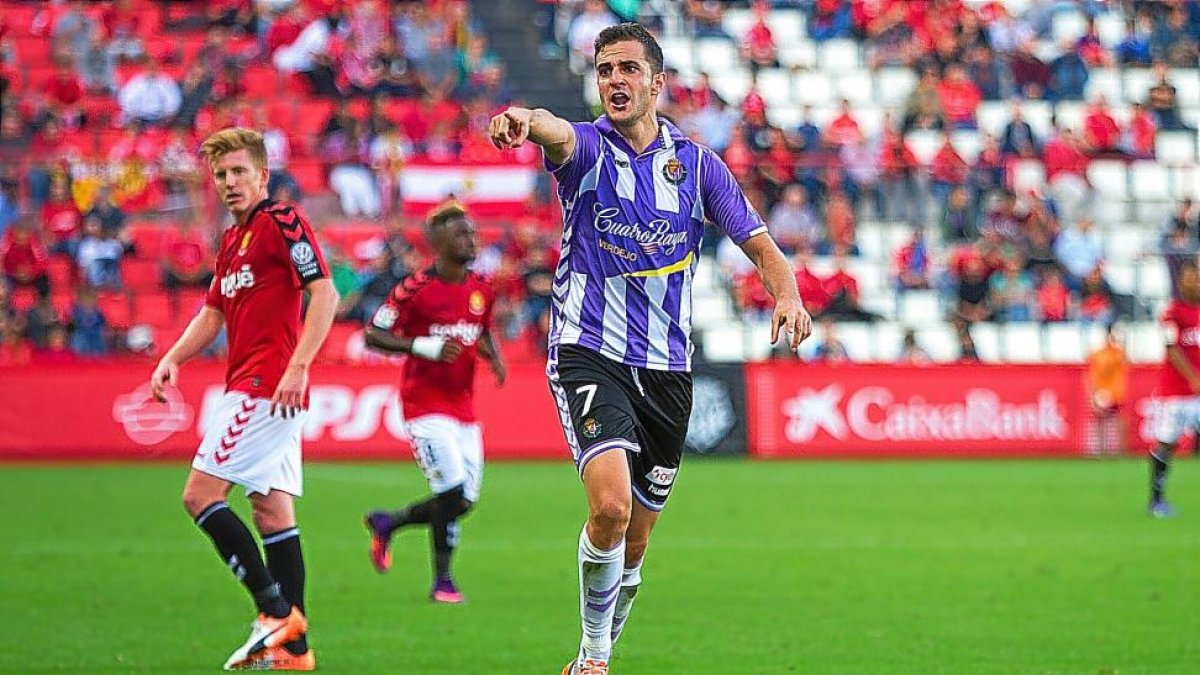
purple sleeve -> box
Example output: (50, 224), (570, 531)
(542, 121), (601, 190)
(699, 147), (769, 245)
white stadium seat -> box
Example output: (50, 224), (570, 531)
(837, 322), (873, 362)
(1095, 14), (1125, 48)
(756, 68), (792, 109)
(711, 72), (752, 105)
(792, 72), (834, 105)
(703, 325), (746, 362)
(1122, 69), (1155, 102)
(916, 325), (959, 363)
(1051, 11), (1088, 44)
(1137, 258), (1172, 299)
(1170, 69), (1200, 108)
(766, 105), (802, 130)
(835, 71), (874, 106)
(1126, 322), (1166, 364)
(1171, 166), (1198, 199)
(971, 322), (1003, 362)
(817, 39), (860, 73)
(906, 130), (942, 166)
(721, 8), (754, 40)
(900, 290), (941, 325)
(1054, 101), (1087, 132)
(976, 101), (1010, 136)
(1044, 323), (1085, 363)
(692, 294), (732, 329)
(951, 130), (982, 162)
(1105, 261), (1136, 294)
(875, 68), (917, 107)
(1103, 229), (1147, 264)
(1156, 132), (1198, 165)
(766, 10), (806, 41)
(1086, 160), (1128, 201)
(1084, 69), (1121, 103)
(659, 37), (694, 76)
(1022, 100), (1055, 137)
(1130, 161), (1171, 201)
(778, 42), (817, 69)
(695, 38), (738, 75)
(1012, 160), (1047, 194)
(871, 321), (903, 361)
(1001, 323), (1041, 363)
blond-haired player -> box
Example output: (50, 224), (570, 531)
(150, 128), (338, 670)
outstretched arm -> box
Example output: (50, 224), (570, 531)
(488, 106), (577, 165)
(740, 233), (812, 352)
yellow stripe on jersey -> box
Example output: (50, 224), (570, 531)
(623, 251), (694, 278)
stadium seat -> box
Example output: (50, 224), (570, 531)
(135, 292), (173, 329)
(765, 10), (806, 41)
(721, 8), (754, 40)
(871, 321), (903, 361)
(1051, 10), (1088, 44)
(1011, 160), (1046, 194)
(1043, 323), (1085, 363)
(1126, 321), (1165, 363)
(1170, 69), (1200, 108)
(1001, 323), (1041, 363)
(778, 42), (817, 69)
(1084, 68), (1121, 103)
(1156, 132), (1197, 165)
(915, 325), (958, 362)
(659, 37), (694, 75)
(129, 225), (168, 259)
(900, 290), (940, 325)
(97, 292), (132, 330)
(47, 256), (75, 292)
(756, 69), (792, 109)
(692, 294), (732, 329)
(1103, 229), (1147, 264)
(976, 102), (1010, 136)
(817, 40), (860, 73)
(1137, 258), (1172, 299)
(13, 36), (51, 64)
(1105, 261), (1135, 294)
(792, 72), (833, 105)
(1130, 162), (1171, 201)
(711, 72), (752, 106)
(837, 322), (872, 361)
(1086, 160), (1128, 201)
(1053, 101), (1087, 132)
(1094, 13), (1126, 48)
(1022, 101), (1055, 137)
(875, 68), (917, 108)
(1170, 167), (1197, 199)
(702, 324), (745, 362)
(950, 130), (982, 162)
(905, 130), (941, 166)
(121, 258), (159, 293)
(290, 160), (326, 193)
(1122, 69), (1155, 103)
(972, 322), (1003, 362)
(834, 71), (874, 106)
(766, 105), (801, 130)
(695, 39), (738, 75)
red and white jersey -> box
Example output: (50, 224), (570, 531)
(205, 199), (329, 400)
(1160, 298), (1200, 397)
(371, 268), (495, 423)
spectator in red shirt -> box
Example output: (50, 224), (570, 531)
(722, 129), (755, 183)
(824, 99), (862, 148)
(0, 220), (51, 298)
(1043, 127), (1091, 226)
(821, 248), (880, 321)
(878, 131), (923, 223)
(43, 60), (86, 129)
(936, 64), (982, 129)
(101, 0), (145, 62)
(1076, 18), (1113, 68)
(793, 249), (831, 315)
(1037, 268), (1071, 322)
(1124, 101), (1157, 159)
(32, 324), (77, 364)
(1010, 38), (1051, 99)
(740, 2), (778, 73)
(930, 131), (968, 203)
(735, 270), (774, 320)
(0, 314), (32, 366)
(1082, 95), (1122, 156)
(41, 176), (82, 257)
(893, 227), (931, 291)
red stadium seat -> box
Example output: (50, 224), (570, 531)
(294, 100), (334, 136)
(178, 288), (208, 316)
(9, 286), (37, 313)
(13, 36), (51, 65)
(129, 225), (167, 259)
(243, 65), (282, 99)
(97, 292), (133, 329)
(122, 258), (160, 292)
(135, 291), (173, 328)
(47, 256), (76, 292)
(265, 100), (297, 130)
(290, 160), (326, 193)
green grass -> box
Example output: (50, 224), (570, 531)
(2, 459), (1200, 674)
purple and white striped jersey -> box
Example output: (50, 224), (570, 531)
(544, 116), (767, 372)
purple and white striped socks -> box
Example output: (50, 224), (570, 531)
(610, 561), (642, 645)
(577, 526), (625, 662)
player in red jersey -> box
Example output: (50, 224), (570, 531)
(362, 201), (506, 604)
(149, 128), (338, 671)
(1149, 260), (1200, 518)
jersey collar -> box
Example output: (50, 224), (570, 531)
(595, 115), (687, 157)
(238, 198), (274, 228)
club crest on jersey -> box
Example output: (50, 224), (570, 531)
(237, 231), (253, 256)
(469, 290), (486, 316)
(581, 417), (602, 439)
(662, 157), (687, 186)
(220, 265), (255, 298)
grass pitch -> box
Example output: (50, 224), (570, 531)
(2, 458), (1199, 674)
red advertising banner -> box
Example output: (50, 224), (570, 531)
(0, 362), (567, 461)
(745, 363), (1093, 457)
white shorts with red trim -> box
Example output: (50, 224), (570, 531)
(192, 392), (305, 496)
(1154, 395), (1200, 446)
(405, 414), (483, 501)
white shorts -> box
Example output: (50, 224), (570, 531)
(1154, 396), (1200, 445)
(192, 392), (305, 497)
(406, 414), (484, 502)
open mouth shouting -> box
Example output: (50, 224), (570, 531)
(609, 91), (631, 113)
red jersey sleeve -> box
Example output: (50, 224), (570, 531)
(204, 274), (223, 311)
(370, 273), (426, 334)
(263, 203), (330, 288)
(1163, 303), (1179, 346)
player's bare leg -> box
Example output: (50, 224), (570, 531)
(565, 449), (631, 675)
(610, 503), (659, 646)
(1150, 442), (1178, 518)
(182, 471), (304, 669)
(250, 491), (312, 661)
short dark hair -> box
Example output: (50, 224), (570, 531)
(594, 23), (664, 74)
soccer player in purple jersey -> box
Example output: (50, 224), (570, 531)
(489, 23), (811, 675)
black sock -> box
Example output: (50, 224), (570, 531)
(1151, 448), (1172, 503)
(264, 527), (308, 654)
(195, 502), (289, 618)
(387, 494), (438, 531)
(429, 487), (472, 583)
